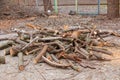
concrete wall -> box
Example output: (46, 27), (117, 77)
(6, 0), (107, 6)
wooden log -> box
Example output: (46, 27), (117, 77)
(0, 33), (18, 40)
(51, 54), (61, 63)
(14, 38), (28, 45)
(4, 47), (10, 55)
(75, 47), (90, 59)
(93, 53), (111, 61)
(33, 45), (48, 64)
(0, 40), (15, 49)
(20, 34), (30, 40)
(18, 52), (24, 71)
(46, 52), (52, 61)
(0, 56), (5, 64)
(10, 45), (23, 56)
(67, 60), (80, 72)
(42, 56), (70, 68)
(90, 47), (113, 55)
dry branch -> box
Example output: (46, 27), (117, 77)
(33, 45), (48, 64)
(90, 47), (113, 55)
(0, 40), (15, 49)
(51, 54), (61, 63)
(42, 56), (70, 68)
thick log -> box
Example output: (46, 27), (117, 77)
(18, 52), (24, 71)
(0, 40), (15, 49)
(10, 45), (23, 56)
(0, 33), (18, 40)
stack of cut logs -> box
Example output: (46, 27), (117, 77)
(0, 23), (120, 71)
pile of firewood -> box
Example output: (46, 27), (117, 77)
(0, 23), (120, 71)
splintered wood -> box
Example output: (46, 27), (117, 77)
(1, 23), (120, 71)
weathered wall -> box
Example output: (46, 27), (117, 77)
(6, 0), (107, 6)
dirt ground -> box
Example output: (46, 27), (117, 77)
(0, 6), (120, 80)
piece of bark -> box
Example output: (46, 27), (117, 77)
(42, 56), (70, 68)
(18, 52), (24, 71)
(0, 56), (5, 64)
(33, 45), (48, 64)
(0, 40), (15, 49)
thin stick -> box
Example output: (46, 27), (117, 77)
(22, 36), (39, 50)
(26, 48), (40, 55)
(90, 47), (113, 55)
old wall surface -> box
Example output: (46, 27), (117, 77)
(5, 0), (107, 6)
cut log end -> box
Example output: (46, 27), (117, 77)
(33, 59), (38, 64)
(19, 65), (25, 71)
